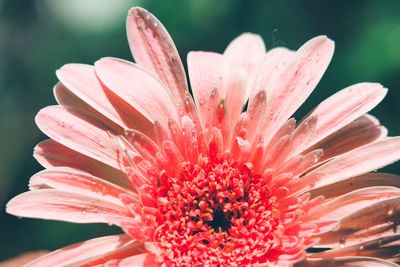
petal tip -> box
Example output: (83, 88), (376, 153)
(308, 35), (335, 50)
(127, 6), (148, 17)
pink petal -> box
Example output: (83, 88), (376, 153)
(34, 140), (131, 189)
(305, 115), (386, 162)
(127, 7), (188, 104)
(225, 67), (247, 132)
(94, 57), (179, 127)
(284, 116), (318, 160)
(298, 137), (400, 192)
(246, 90), (267, 142)
(35, 106), (122, 170)
(303, 82), (387, 151)
(53, 83), (125, 134)
(263, 36), (334, 145)
(6, 189), (130, 224)
(56, 64), (125, 128)
(310, 173), (400, 199)
(29, 167), (134, 202)
(56, 64), (154, 137)
(125, 129), (165, 168)
(306, 186), (400, 221)
(251, 47), (295, 101)
(187, 51), (231, 126)
(223, 33), (265, 99)
(118, 253), (159, 267)
(25, 235), (144, 267)
(181, 115), (201, 162)
(310, 235), (400, 262)
(318, 197), (400, 247)
(295, 257), (399, 267)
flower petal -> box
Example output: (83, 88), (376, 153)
(223, 33), (265, 99)
(24, 235), (144, 267)
(118, 253), (159, 267)
(187, 51), (231, 126)
(6, 189), (130, 224)
(95, 57), (179, 128)
(305, 115), (386, 162)
(306, 186), (400, 221)
(127, 7), (188, 105)
(263, 36), (334, 144)
(56, 64), (154, 137)
(303, 82), (387, 151)
(225, 67), (247, 132)
(310, 235), (400, 262)
(318, 197), (400, 247)
(295, 256), (399, 267)
(53, 83), (125, 134)
(35, 106), (122, 170)
(310, 173), (400, 199)
(29, 167), (134, 203)
(34, 140), (131, 189)
(251, 47), (295, 101)
(298, 137), (400, 192)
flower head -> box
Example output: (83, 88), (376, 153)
(7, 6), (400, 267)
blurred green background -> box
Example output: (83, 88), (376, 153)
(1, 0), (400, 261)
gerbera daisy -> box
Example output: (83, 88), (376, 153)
(6, 6), (400, 267)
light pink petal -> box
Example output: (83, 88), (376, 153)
(223, 33), (265, 99)
(53, 83), (126, 134)
(305, 115), (386, 162)
(251, 47), (295, 101)
(187, 51), (231, 126)
(283, 116), (318, 161)
(56, 64), (155, 137)
(35, 106), (122, 170)
(56, 64), (125, 128)
(29, 167), (135, 203)
(34, 140), (131, 189)
(125, 129), (173, 174)
(310, 173), (400, 199)
(310, 235), (400, 262)
(94, 57), (179, 127)
(318, 197), (400, 247)
(306, 186), (400, 221)
(181, 115), (201, 162)
(225, 67), (247, 132)
(262, 135), (291, 169)
(127, 7), (188, 105)
(263, 36), (334, 145)
(6, 189), (130, 224)
(246, 90), (267, 142)
(118, 253), (159, 267)
(262, 118), (296, 159)
(295, 257), (399, 267)
(25, 235), (144, 267)
(297, 137), (400, 192)
(302, 83), (387, 151)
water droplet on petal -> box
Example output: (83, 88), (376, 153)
(387, 209), (394, 216)
(339, 238), (346, 248)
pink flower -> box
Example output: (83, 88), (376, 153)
(6, 6), (400, 267)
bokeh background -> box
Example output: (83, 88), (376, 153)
(1, 0), (400, 261)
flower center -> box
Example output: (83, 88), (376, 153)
(155, 155), (280, 266)
(207, 207), (231, 232)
